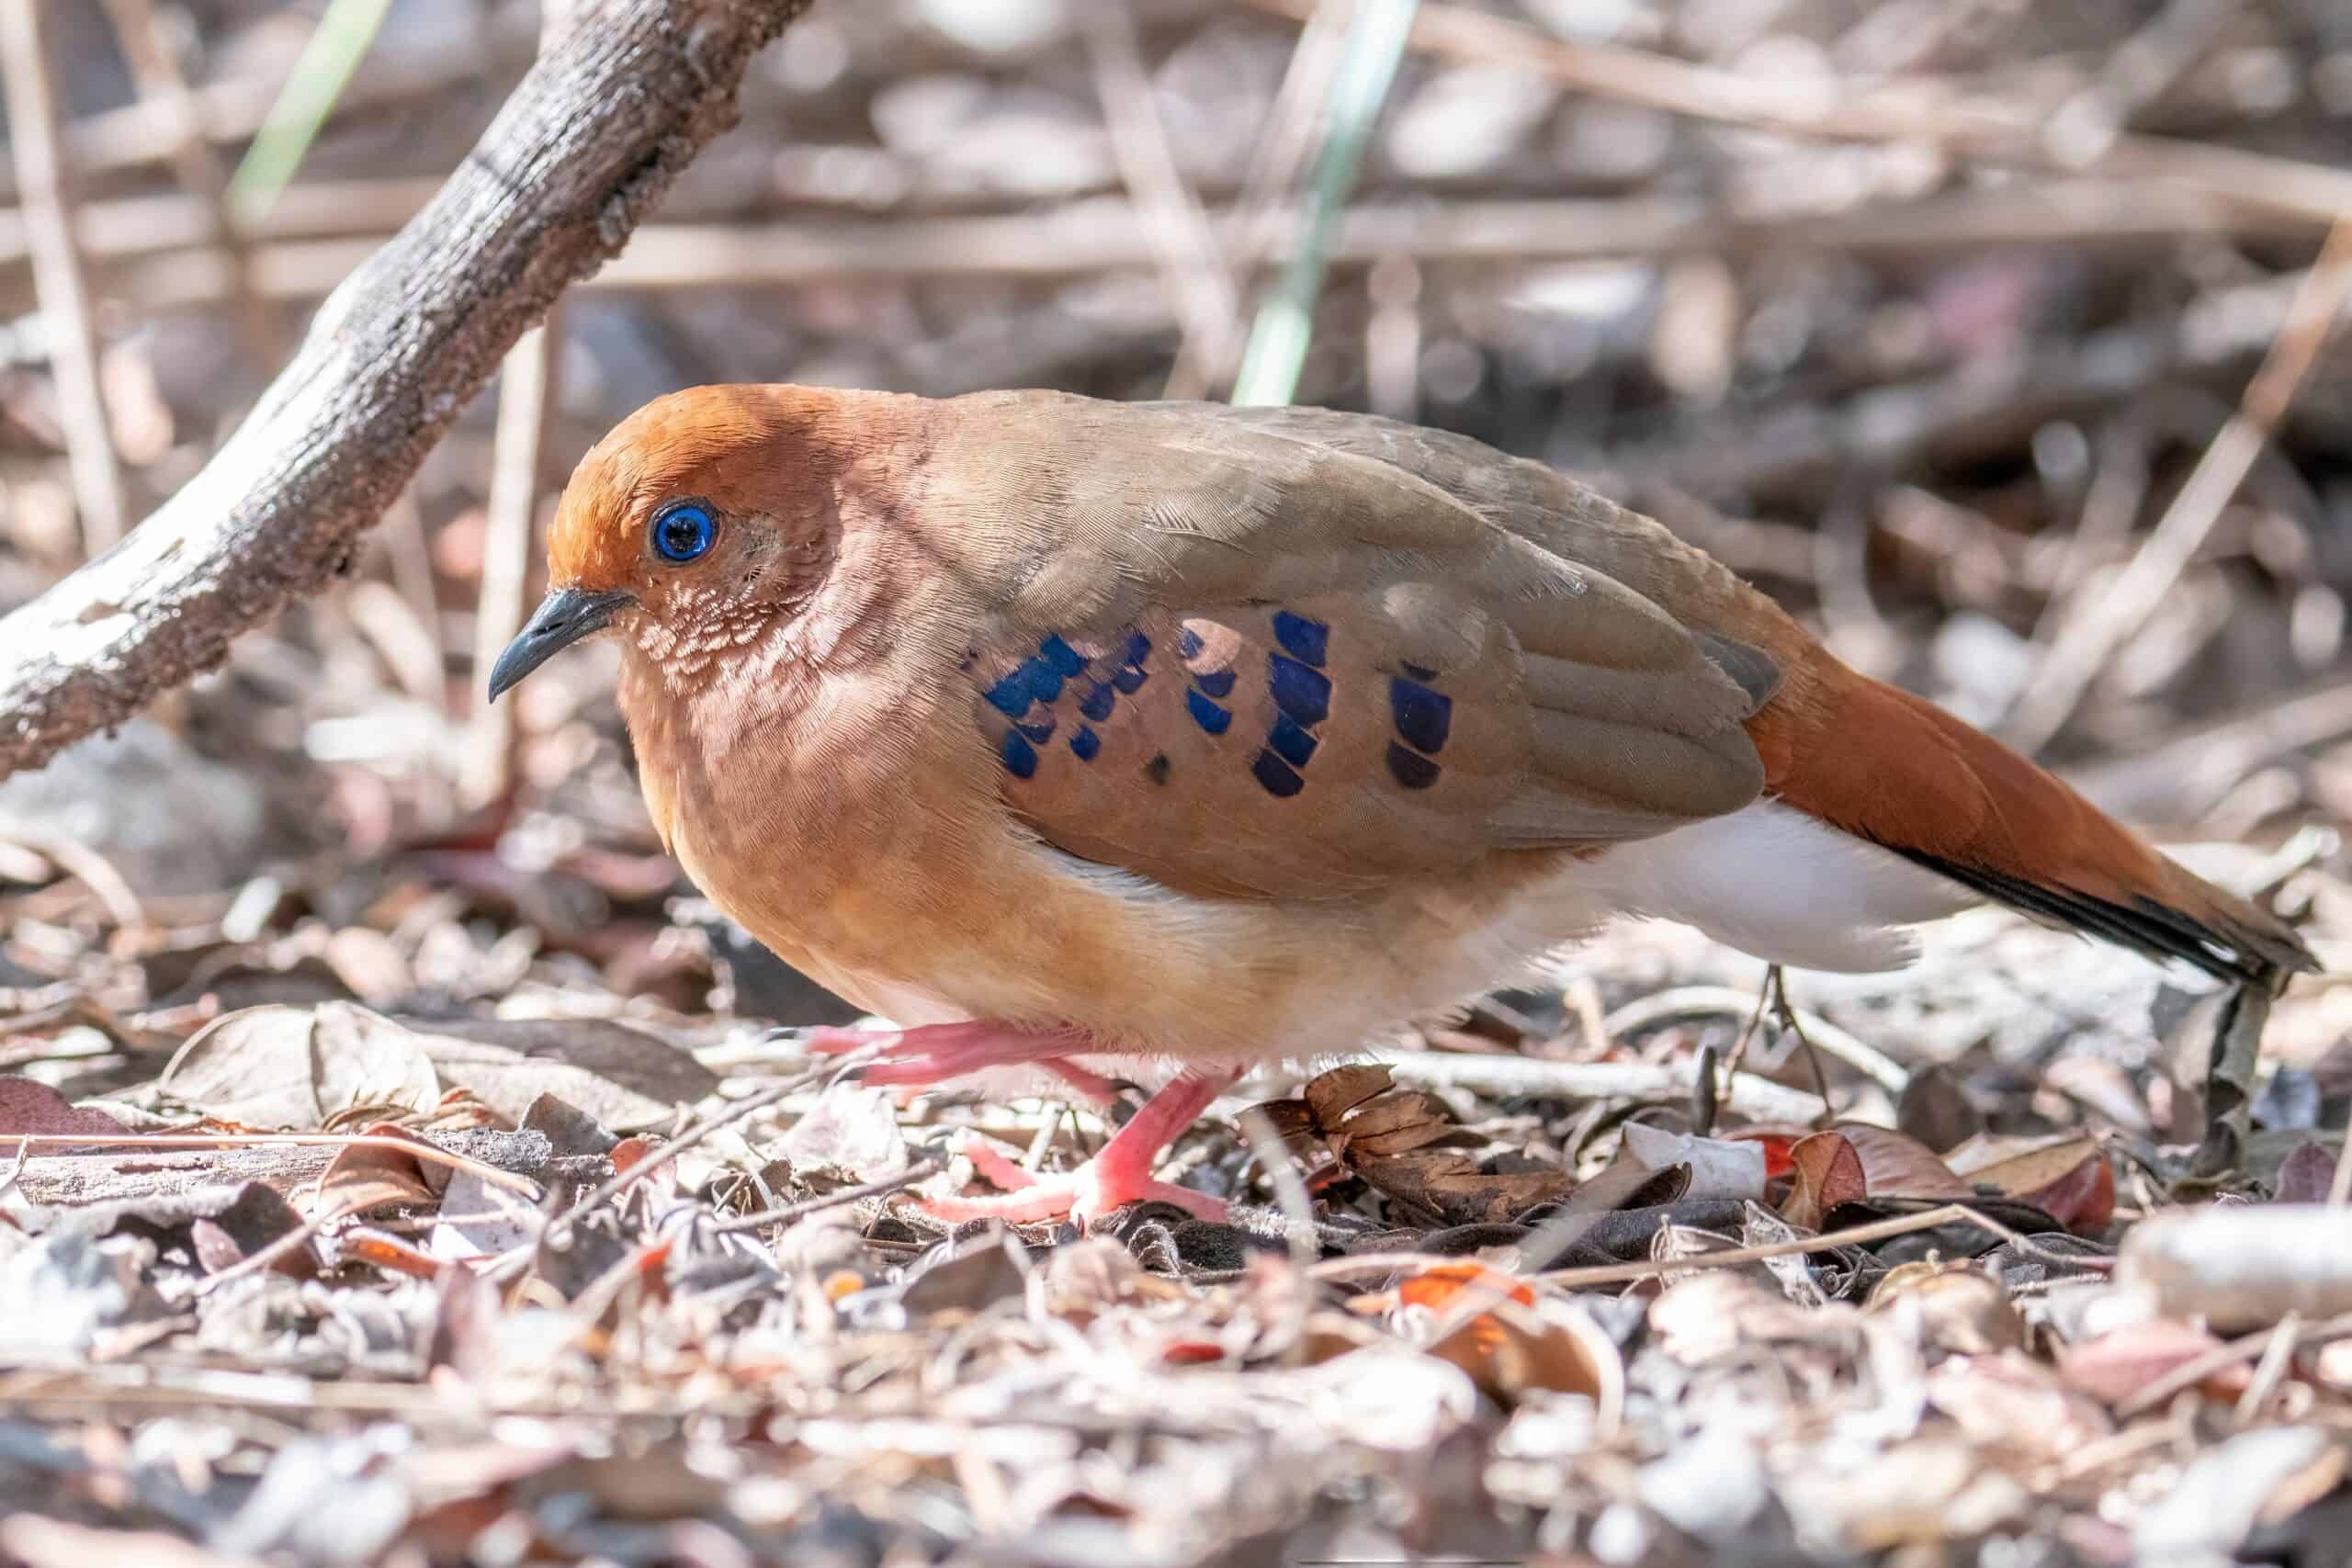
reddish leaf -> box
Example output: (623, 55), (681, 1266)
(1963, 1137), (2115, 1235)
(2276, 1142), (2338, 1204)
(1397, 1262), (1537, 1314)
(0, 1077), (134, 1148)
(343, 1226), (447, 1280)
(1781, 1132), (1867, 1231)
(1726, 1126), (1809, 1180)
(2061, 1319), (2250, 1406)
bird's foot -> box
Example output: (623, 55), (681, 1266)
(803, 1020), (1118, 1104)
(927, 1138), (1227, 1227)
(918, 1069), (1238, 1231)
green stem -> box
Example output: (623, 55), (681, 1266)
(227, 0), (392, 226)
(1229, 0), (1419, 409)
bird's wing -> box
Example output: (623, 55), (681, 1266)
(1173, 402), (2313, 983)
(934, 395), (1780, 901)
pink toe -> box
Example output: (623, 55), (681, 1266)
(960, 1139), (1040, 1190)
(805, 1026), (896, 1057)
(921, 1185), (1079, 1224)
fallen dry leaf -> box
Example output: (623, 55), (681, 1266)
(0, 1077), (137, 1147)
(1831, 1123), (1973, 1200)
(2059, 1317), (2251, 1405)
(160, 1003), (441, 1129)
(1974, 1143), (2114, 1235)
(1782, 1131), (1868, 1231)
(313, 1125), (438, 1218)
(1385, 1263), (1621, 1411)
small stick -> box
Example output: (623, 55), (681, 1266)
(0, 1130), (540, 1196)
(2114, 1310), (2352, 1418)
(463, 316), (560, 808)
(1080, 3), (1240, 396)
(0, 0), (124, 552)
(2003, 216), (2352, 752)
(96, 0), (279, 364)
(1604, 981), (1911, 1095)
(713, 1158), (942, 1234)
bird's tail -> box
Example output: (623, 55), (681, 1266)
(1756, 663), (2313, 989)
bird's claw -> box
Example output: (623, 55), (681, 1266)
(922, 1134), (1227, 1229)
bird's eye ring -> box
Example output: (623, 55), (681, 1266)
(650, 502), (718, 564)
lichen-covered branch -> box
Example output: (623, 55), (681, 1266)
(0, 0), (812, 782)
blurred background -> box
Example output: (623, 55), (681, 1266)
(2, 0), (2350, 1086)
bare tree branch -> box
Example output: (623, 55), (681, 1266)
(0, 0), (812, 783)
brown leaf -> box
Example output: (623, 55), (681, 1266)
(1895, 1065), (1982, 1153)
(314, 1126), (436, 1218)
(1363, 1147), (1568, 1225)
(1332, 1089), (1456, 1157)
(1302, 1064), (1396, 1125)
(1866, 1262), (2025, 1354)
(1834, 1122), (1972, 1199)
(1782, 1132), (1867, 1231)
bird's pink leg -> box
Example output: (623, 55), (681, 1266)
(923, 1069), (1239, 1229)
(803, 1021), (1117, 1104)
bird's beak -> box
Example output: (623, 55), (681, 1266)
(487, 586), (633, 701)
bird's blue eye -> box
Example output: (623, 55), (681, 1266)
(650, 502), (717, 564)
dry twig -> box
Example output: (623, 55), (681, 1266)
(0, 0), (124, 552)
(2002, 219), (2352, 752)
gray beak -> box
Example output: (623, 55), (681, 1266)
(487, 586), (633, 701)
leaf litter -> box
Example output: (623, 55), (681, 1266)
(8, 847), (2352, 1567)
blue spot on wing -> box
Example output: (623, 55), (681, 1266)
(1038, 634), (1087, 677)
(1389, 678), (1453, 753)
(1111, 628), (1151, 693)
(1385, 742), (1441, 790)
(1001, 731), (1039, 779)
(984, 671), (1032, 716)
(1192, 667), (1236, 699)
(1267, 714), (1317, 767)
(1268, 655), (1331, 727)
(1251, 750), (1305, 797)
(1185, 689), (1232, 735)
(987, 656), (1068, 716)
(1022, 660), (1065, 705)
(1178, 626), (1204, 660)
(1272, 610), (1329, 667)
(1069, 725), (1101, 761)
(1015, 714), (1056, 743)
(1078, 681), (1115, 722)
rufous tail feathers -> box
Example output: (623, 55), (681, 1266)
(1755, 661), (2313, 989)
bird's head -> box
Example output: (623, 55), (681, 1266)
(487, 384), (885, 700)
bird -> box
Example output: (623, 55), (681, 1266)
(488, 384), (2314, 1228)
